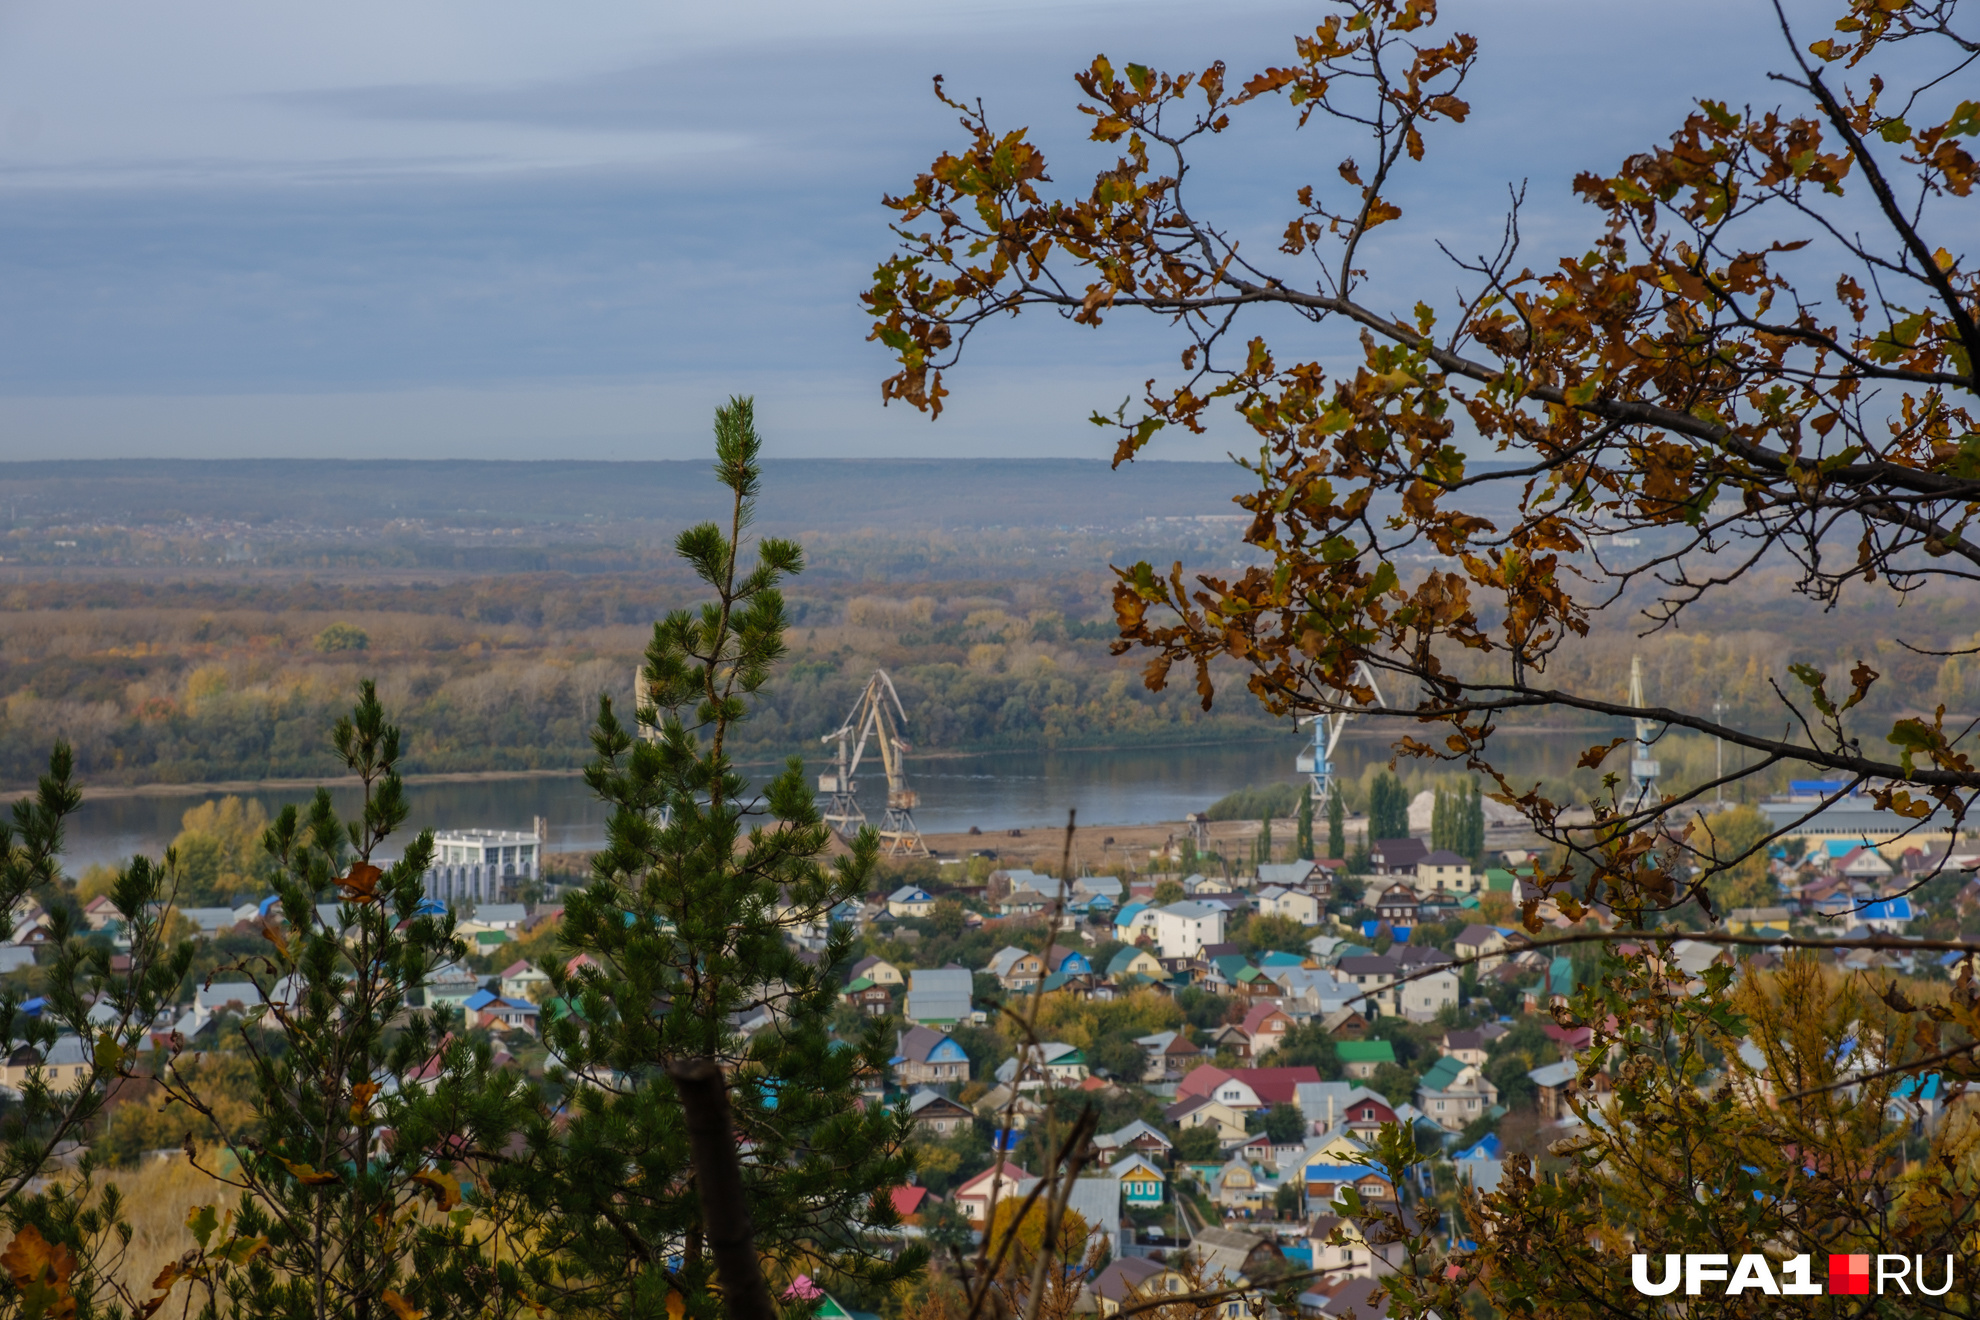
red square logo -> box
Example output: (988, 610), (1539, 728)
(1829, 1254), (1870, 1295)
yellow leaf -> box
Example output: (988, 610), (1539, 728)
(349, 1081), (381, 1122)
(381, 1290), (423, 1320)
(337, 862), (383, 904)
(281, 1159), (341, 1186)
(411, 1170), (462, 1212)
(94, 1030), (124, 1077)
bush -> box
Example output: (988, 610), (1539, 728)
(311, 621), (370, 652)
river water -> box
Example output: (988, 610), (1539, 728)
(49, 728), (1587, 872)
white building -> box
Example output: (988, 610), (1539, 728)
(1152, 901), (1226, 958)
(423, 828), (543, 905)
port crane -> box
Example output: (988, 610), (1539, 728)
(1296, 660), (1388, 803)
(820, 669), (928, 856)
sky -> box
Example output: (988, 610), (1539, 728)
(0, 0), (1819, 461)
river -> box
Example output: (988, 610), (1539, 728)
(49, 728), (1591, 872)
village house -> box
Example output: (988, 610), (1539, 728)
(1439, 1024), (1506, 1068)
(893, 1025), (972, 1088)
(1529, 1060), (1614, 1124)
(1208, 1159), (1270, 1215)
(987, 945), (1045, 992)
(1413, 850), (1475, 894)
(1334, 1040), (1396, 1081)
(1372, 886), (1419, 927)
(1389, 947), (1459, 1021)
(1256, 885), (1323, 925)
(996, 1041), (1088, 1088)
(1152, 901), (1227, 958)
(498, 960), (550, 1002)
(1111, 1152), (1167, 1206)
(842, 977), (893, 1015)
(1134, 1029), (1203, 1082)
(886, 885), (936, 919)
(1336, 954), (1398, 1015)
(1299, 1159), (1396, 1213)
(465, 990), (540, 1035)
(953, 1162), (1040, 1221)
(1238, 1003), (1296, 1060)
(0, 1036), (87, 1089)
(1318, 1006), (1370, 1040)
(1415, 1057), (1499, 1132)
(1163, 1095), (1248, 1142)
(1453, 924), (1514, 972)
(1366, 838), (1427, 877)
(1302, 1214), (1406, 1282)
(906, 1088), (974, 1136)
(1257, 860), (1326, 892)
(1190, 1227), (1287, 1292)
(1089, 1259), (1187, 1318)
(1094, 1119), (1174, 1165)
(1107, 946), (1166, 985)
(1174, 1064), (1322, 1111)
(1296, 1082), (1397, 1135)
(849, 954), (906, 987)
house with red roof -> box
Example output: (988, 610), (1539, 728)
(883, 1185), (938, 1224)
(1175, 1064), (1323, 1111)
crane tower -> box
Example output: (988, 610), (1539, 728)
(820, 670), (928, 856)
(1628, 655), (1661, 811)
(1296, 660), (1388, 803)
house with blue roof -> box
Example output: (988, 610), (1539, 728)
(1113, 902), (1153, 940)
(886, 885), (935, 919)
(1854, 897), (1913, 934)
(892, 1025), (971, 1088)
(1046, 947), (1093, 977)
(1890, 1074), (1943, 1131)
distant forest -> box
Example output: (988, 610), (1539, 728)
(0, 570), (1279, 787)
(1, 460), (1974, 791)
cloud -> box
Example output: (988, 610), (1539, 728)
(0, 0), (1823, 458)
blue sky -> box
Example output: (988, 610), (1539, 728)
(0, 0), (1808, 460)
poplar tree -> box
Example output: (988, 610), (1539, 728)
(521, 399), (921, 1317)
(1325, 786), (1344, 862)
(1294, 786), (1313, 862)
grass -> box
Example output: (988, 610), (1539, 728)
(87, 1155), (237, 1301)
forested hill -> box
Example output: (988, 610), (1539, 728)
(0, 457), (1256, 533)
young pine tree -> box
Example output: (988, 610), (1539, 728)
(149, 681), (543, 1320)
(524, 399), (921, 1318)
(0, 748), (194, 1320)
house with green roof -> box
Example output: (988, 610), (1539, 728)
(1335, 1039), (1396, 1080)
(1522, 955), (1575, 1014)
(1107, 945), (1165, 983)
(1416, 1056), (1499, 1132)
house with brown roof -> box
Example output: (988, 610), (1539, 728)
(1238, 1003), (1295, 1060)
(1089, 1258), (1186, 1317)
(1367, 838), (1427, 877)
